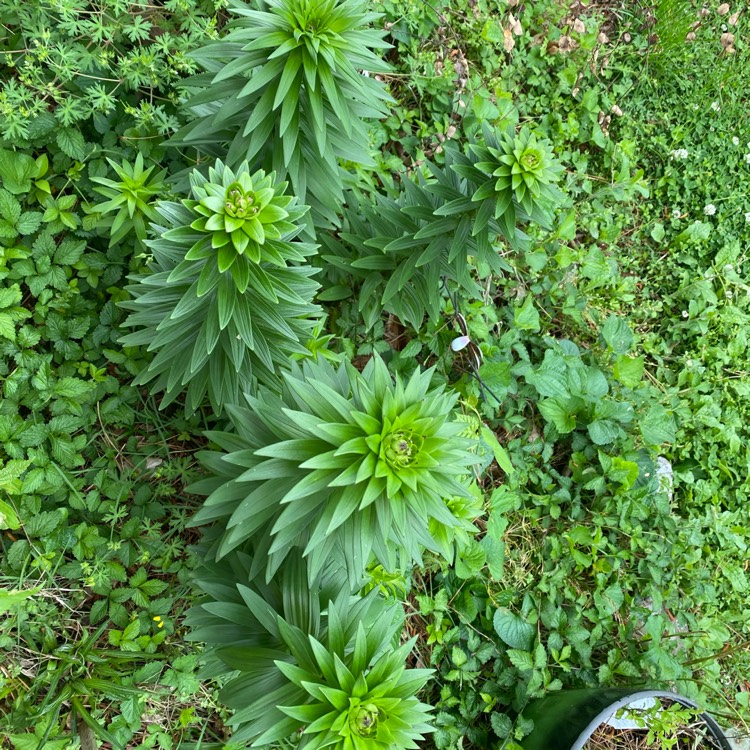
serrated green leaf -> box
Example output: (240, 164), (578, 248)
(601, 315), (634, 354)
(587, 419), (619, 445)
(57, 128), (87, 160)
(493, 608), (534, 650)
(538, 398), (576, 433)
(506, 648), (534, 671)
(640, 405), (676, 445)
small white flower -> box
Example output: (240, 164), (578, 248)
(686, 359), (693, 367)
(710, 101), (721, 111)
(704, 203), (716, 216)
(745, 153), (750, 164)
(733, 136), (740, 145)
(744, 211), (750, 223)
(724, 264), (733, 271)
(672, 208), (681, 219)
(670, 148), (689, 160)
(726, 290), (733, 299)
(682, 310), (689, 318)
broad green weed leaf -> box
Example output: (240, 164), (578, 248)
(0, 149), (37, 194)
(594, 583), (624, 616)
(538, 398), (576, 433)
(493, 608), (534, 650)
(0, 586), (41, 615)
(0, 499), (20, 529)
(640, 405), (676, 445)
(587, 419), (620, 445)
(601, 315), (634, 354)
(514, 295), (541, 331)
(614, 354), (644, 388)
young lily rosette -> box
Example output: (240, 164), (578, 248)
(275, 603), (434, 750)
(189, 355), (480, 582)
(186, 549), (433, 748)
(119, 159), (321, 414)
(469, 124), (564, 226)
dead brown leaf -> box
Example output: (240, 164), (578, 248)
(717, 3), (730, 15)
(598, 111), (611, 135)
(721, 32), (735, 47)
(573, 18), (586, 33)
(503, 26), (515, 52)
(557, 35), (578, 54)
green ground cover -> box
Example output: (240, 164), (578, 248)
(0, 0), (748, 748)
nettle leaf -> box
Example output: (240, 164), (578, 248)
(56, 127), (87, 161)
(493, 608), (534, 651)
(454, 538), (486, 579)
(526, 367), (569, 399)
(587, 419), (620, 445)
(593, 583), (624, 616)
(640, 405), (676, 446)
(601, 314), (634, 354)
(538, 398), (576, 433)
(514, 295), (541, 331)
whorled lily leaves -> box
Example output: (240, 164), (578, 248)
(470, 125), (563, 217)
(188, 355), (481, 583)
(185, 550), (434, 749)
(119, 159), (321, 414)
